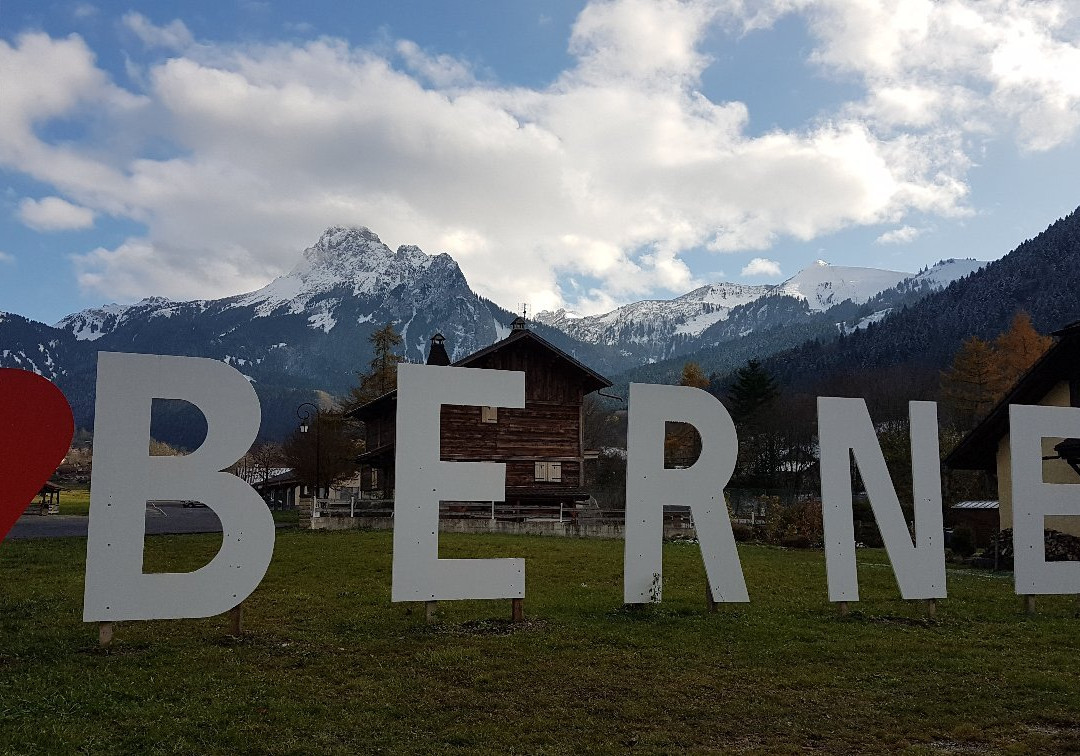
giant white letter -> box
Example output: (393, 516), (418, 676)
(83, 352), (275, 621)
(819, 398), (945, 601)
(391, 364), (525, 602)
(624, 383), (748, 604)
(1010, 404), (1080, 595)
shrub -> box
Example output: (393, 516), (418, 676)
(951, 525), (976, 558)
(731, 523), (755, 543)
(763, 499), (823, 548)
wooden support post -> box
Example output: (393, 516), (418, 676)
(425, 600), (438, 624)
(705, 584), (718, 614)
(1024, 595), (1036, 615)
(229, 604), (244, 635)
(99, 622), (113, 647)
(926, 598), (937, 619)
(512, 598), (525, 623)
(838, 601), (849, 617)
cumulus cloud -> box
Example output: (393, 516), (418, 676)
(741, 257), (782, 276)
(733, 0), (1080, 151)
(395, 40), (475, 87)
(121, 12), (194, 51)
(876, 225), (923, 245)
(1, 0), (1078, 315)
(18, 196), (96, 231)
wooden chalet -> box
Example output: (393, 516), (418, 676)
(945, 320), (1080, 538)
(345, 318), (612, 512)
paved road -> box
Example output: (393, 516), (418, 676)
(8, 502), (234, 540)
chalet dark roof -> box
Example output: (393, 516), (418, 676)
(345, 326), (612, 419)
(944, 321), (1080, 471)
(453, 327), (612, 394)
(344, 388), (396, 422)
(252, 469), (302, 491)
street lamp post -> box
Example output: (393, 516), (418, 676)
(296, 402), (321, 511)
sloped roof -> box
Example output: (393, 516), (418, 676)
(944, 321), (1080, 471)
(453, 327), (612, 394)
(345, 326), (612, 419)
(344, 388), (396, 422)
(951, 500), (999, 510)
(252, 468), (301, 490)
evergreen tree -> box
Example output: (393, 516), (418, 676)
(728, 359), (780, 425)
(726, 359), (783, 488)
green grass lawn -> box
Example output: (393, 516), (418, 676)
(57, 487), (90, 516)
(56, 491), (298, 525)
(1, 530), (1078, 754)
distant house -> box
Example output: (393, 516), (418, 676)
(345, 318), (613, 512)
(252, 469), (303, 510)
(945, 321), (1080, 538)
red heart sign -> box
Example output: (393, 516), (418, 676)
(0, 369), (75, 543)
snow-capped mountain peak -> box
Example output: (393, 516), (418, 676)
(906, 258), (985, 289)
(235, 226), (435, 317)
(535, 281), (772, 361)
(775, 262), (910, 312)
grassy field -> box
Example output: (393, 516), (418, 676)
(1, 530), (1078, 754)
(55, 490), (299, 524)
(57, 487), (90, 516)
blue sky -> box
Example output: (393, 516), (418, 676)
(2, 0), (1079, 325)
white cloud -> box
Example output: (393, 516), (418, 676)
(121, 12), (194, 51)
(2, 0), (1078, 315)
(741, 257), (782, 276)
(18, 196), (95, 231)
(395, 40), (474, 87)
(568, 0), (720, 85)
(875, 225), (923, 245)
(745, 0), (1080, 151)
(0, 251), (14, 265)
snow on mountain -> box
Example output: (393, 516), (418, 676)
(839, 308), (892, 335)
(837, 259), (986, 334)
(54, 298), (169, 341)
(535, 258), (991, 360)
(774, 261), (910, 312)
(535, 282), (771, 361)
(671, 283), (773, 335)
(902, 258), (985, 290)
(234, 226), (433, 320)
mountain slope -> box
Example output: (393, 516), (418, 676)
(538, 259), (978, 366)
(756, 208), (1080, 395)
(536, 282), (771, 363)
(5, 227), (628, 444)
(606, 257), (985, 391)
(774, 261), (908, 312)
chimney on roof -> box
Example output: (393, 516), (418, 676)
(426, 333), (451, 365)
(511, 316), (528, 331)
